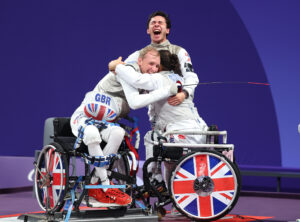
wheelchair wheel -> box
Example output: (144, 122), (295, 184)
(169, 150), (240, 221)
(34, 142), (69, 213)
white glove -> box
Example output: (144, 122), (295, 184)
(169, 81), (183, 95)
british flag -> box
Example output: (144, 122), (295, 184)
(172, 153), (236, 218)
(84, 103), (116, 122)
(40, 148), (66, 209)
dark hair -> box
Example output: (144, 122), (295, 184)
(147, 11), (171, 29)
(159, 50), (182, 76)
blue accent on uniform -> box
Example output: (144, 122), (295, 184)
(88, 104), (93, 112)
(213, 196), (227, 215)
(209, 156), (220, 170)
(168, 73), (183, 83)
(184, 197), (198, 216)
(180, 157), (195, 177)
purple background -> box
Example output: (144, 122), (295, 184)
(1, 0), (300, 172)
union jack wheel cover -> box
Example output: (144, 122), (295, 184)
(34, 143), (68, 213)
(169, 151), (240, 221)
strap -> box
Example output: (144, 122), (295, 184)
(64, 176), (83, 222)
(83, 153), (120, 167)
(125, 136), (139, 175)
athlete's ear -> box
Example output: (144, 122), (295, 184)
(166, 28), (170, 35)
(137, 57), (142, 66)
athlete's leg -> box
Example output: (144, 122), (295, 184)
(101, 125), (125, 155)
(83, 125), (110, 187)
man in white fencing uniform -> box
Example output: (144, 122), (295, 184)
(125, 11), (199, 106)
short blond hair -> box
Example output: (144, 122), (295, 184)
(139, 46), (160, 59)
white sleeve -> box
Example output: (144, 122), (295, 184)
(124, 50), (139, 64)
(119, 78), (172, 110)
(177, 48), (199, 98)
(115, 64), (160, 91)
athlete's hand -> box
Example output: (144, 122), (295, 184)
(108, 56), (124, 73)
(167, 92), (186, 106)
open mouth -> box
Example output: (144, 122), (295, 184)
(153, 29), (161, 36)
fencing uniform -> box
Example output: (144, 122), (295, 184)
(70, 91), (126, 186)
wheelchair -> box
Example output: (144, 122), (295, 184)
(34, 117), (149, 221)
(142, 126), (241, 221)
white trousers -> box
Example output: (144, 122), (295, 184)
(71, 116), (125, 186)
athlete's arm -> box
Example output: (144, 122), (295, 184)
(115, 64), (160, 91)
(118, 77), (176, 110)
(177, 48), (199, 99)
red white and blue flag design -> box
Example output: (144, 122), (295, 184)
(40, 148), (65, 208)
(172, 153), (236, 218)
(84, 103), (116, 122)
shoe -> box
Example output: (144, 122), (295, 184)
(89, 186), (131, 206)
(88, 183), (99, 200)
(109, 181), (127, 196)
(104, 188), (132, 205)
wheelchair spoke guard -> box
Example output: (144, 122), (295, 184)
(169, 150), (240, 221)
(34, 143), (69, 213)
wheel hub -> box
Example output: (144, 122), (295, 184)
(41, 173), (51, 187)
(193, 176), (214, 196)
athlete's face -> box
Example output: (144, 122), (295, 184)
(138, 51), (160, 74)
(147, 16), (170, 44)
